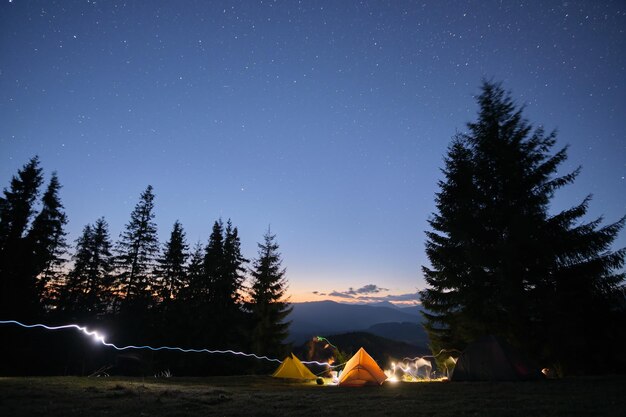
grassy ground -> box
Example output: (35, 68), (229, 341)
(0, 375), (624, 417)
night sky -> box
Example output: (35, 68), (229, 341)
(1, 1), (624, 304)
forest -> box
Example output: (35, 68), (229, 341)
(0, 169), (291, 375)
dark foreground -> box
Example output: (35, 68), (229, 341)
(1, 375), (625, 417)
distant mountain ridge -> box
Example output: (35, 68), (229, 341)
(288, 300), (428, 350)
(367, 322), (428, 348)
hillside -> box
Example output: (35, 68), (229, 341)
(366, 322), (429, 348)
(288, 300), (424, 345)
(316, 331), (429, 366)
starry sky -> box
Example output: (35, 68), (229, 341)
(1, 1), (624, 305)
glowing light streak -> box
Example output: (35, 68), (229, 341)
(0, 320), (333, 366)
(385, 352), (459, 382)
(402, 348), (461, 362)
(314, 336), (337, 350)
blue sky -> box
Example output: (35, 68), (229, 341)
(1, 1), (624, 303)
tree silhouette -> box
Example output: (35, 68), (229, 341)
(420, 81), (625, 373)
(247, 228), (292, 357)
(114, 185), (159, 310)
(56, 217), (114, 319)
(183, 242), (205, 301)
(199, 219), (249, 347)
(220, 219), (247, 310)
(203, 219), (224, 305)
(27, 172), (68, 308)
(155, 220), (188, 304)
(0, 157), (44, 319)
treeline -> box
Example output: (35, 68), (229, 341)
(0, 160), (291, 375)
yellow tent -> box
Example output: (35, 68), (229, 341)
(272, 353), (317, 380)
(338, 347), (387, 386)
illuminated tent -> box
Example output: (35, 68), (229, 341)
(451, 335), (543, 381)
(338, 347), (387, 386)
(272, 353), (317, 380)
(413, 357), (433, 379)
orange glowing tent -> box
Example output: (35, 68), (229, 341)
(272, 353), (317, 380)
(338, 347), (387, 386)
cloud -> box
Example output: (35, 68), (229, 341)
(325, 286), (420, 304)
(328, 291), (355, 299)
(352, 284), (388, 295)
(333, 284), (389, 297)
(357, 292), (421, 303)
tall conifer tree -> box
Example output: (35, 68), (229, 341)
(156, 220), (188, 303)
(114, 185), (160, 309)
(0, 157), (44, 319)
(420, 82), (625, 373)
(203, 219), (225, 304)
(220, 219), (247, 310)
(247, 229), (291, 356)
(183, 242), (205, 301)
(177, 242), (207, 346)
(57, 218), (114, 319)
(27, 173), (68, 306)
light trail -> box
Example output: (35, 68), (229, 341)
(402, 348), (462, 362)
(314, 336), (337, 350)
(0, 320), (331, 366)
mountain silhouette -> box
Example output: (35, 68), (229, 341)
(288, 301), (426, 348)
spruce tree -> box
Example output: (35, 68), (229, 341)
(0, 157), (44, 319)
(156, 220), (188, 303)
(247, 228), (292, 356)
(90, 217), (115, 312)
(421, 138), (481, 355)
(420, 81), (625, 373)
(177, 241), (207, 346)
(57, 218), (114, 319)
(192, 219), (248, 348)
(220, 219), (247, 310)
(0, 157), (43, 252)
(203, 219), (225, 304)
(27, 172), (68, 306)
(183, 242), (205, 301)
(114, 185), (160, 309)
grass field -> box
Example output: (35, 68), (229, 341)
(1, 375), (625, 416)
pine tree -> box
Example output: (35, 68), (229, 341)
(57, 218), (114, 319)
(27, 173), (68, 307)
(90, 218), (115, 312)
(421, 138), (481, 355)
(156, 220), (188, 303)
(203, 219), (225, 304)
(114, 185), (160, 309)
(176, 241), (207, 346)
(191, 219), (249, 348)
(247, 228), (292, 356)
(0, 157), (44, 319)
(183, 242), (205, 301)
(0, 157), (43, 252)
(220, 219), (247, 310)
(420, 81), (625, 373)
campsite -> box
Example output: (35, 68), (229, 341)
(1, 1), (625, 416)
(2, 345), (626, 416)
(2, 374), (625, 417)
